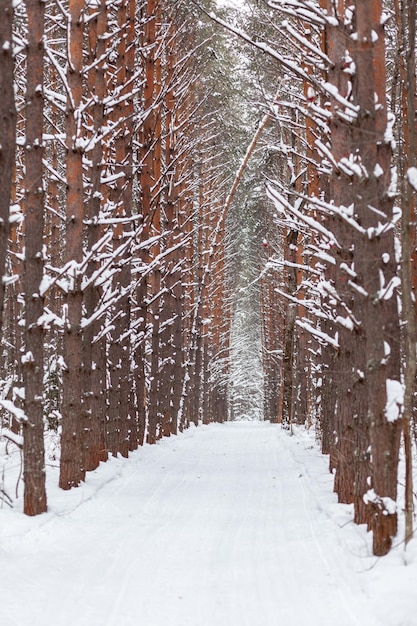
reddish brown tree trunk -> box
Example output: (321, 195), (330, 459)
(83, 0), (107, 471)
(159, 37), (184, 435)
(353, 0), (401, 555)
(107, 0), (134, 458)
(59, 0), (86, 490)
(325, 0), (357, 507)
(22, 0), (47, 516)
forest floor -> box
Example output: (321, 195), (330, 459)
(1, 421), (416, 626)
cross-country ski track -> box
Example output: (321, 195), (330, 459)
(1, 421), (417, 626)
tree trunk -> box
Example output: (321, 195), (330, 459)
(107, 0), (134, 459)
(59, 0), (86, 490)
(393, 0), (416, 547)
(83, 0), (107, 472)
(281, 229), (298, 428)
(0, 0), (16, 334)
(353, 0), (402, 555)
(22, 0), (47, 516)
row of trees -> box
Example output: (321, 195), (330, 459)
(1, 0), (250, 516)
(220, 0), (416, 556)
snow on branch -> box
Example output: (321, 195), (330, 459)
(307, 196), (367, 236)
(296, 318), (339, 348)
(273, 286), (313, 309)
(267, 258), (321, 277)
(347, 279), (368, 298)
(282, 20), (332, 65)
(266, 183), (339, 246)
(377, 275), (401, 302)
(268, 0), (332, 26)
(37, 307), (66, 330)
(1, 427), (23, 449)
(322, 82), (358, 115)
(0, 401), (27, 424)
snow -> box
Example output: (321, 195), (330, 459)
(1, 422), (417, 626)
(374, 164), (384, 178)
(0, 427), (23, 448)
(8, 203), (21, 223)
(21, 351), (34, 364)
(340, 262), (356, 278)
(385, 113), (396, 150)
(407, 167), (417, 192)
(0, 399), (27, 423)
(363, 489), (397, 515)
(385, 379), (404, 422)
(335, 315), (354, 330)
(378, 275), (401, 301)
(347, 279), (368, 297)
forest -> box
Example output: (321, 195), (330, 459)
(0, 0), (416, 566)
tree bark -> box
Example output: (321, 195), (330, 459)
(22, 0), (47, 516)
(107, 0), (134, 458)
(60, 0), (86, 490)
(0, 0), (16, 334)
(83, 0), (107, 471)
(353, 0), (402, 555)
(393, 0), (416, 547)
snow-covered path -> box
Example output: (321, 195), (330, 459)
(1, 422), (416, 626)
